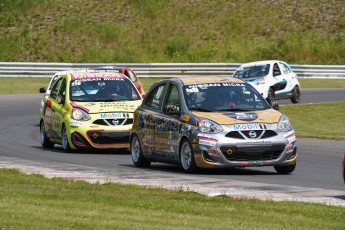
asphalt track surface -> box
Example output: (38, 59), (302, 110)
(1, 89), (345, 206)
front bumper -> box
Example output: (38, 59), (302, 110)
(192, 124), (297, 168)
(66, 117), (133, 150)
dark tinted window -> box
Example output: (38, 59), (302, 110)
(233, 64), (270, 79)
(163, 84), (180, 114)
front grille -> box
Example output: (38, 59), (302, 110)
(87, 131), (130, 145)
(261, 130), (278, 139)
(93, 119), (133, 126)
(242, 130), (263, 139)
(220, 144), (285, 161)
(226, 131), (244, 139)
(225, 130), (277, 140)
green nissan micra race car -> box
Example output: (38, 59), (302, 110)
(40, 71), (142, 152)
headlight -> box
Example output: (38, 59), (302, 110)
(72, 107), (91, 121)
(277, 115), (292, 132)
(198, 118), (223, 133)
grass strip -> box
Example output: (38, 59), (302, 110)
(0, 169), (344, 229)
(280, 102), (345, 140)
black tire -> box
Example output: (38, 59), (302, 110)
(290, 86), (301, 103)
(274, 163), (296, 174)
(266, 88), (275, 105)
(62, 125), (72, 153)
(179, 139), (198, 173)
(130, 134), (151, 167)
(40, 121), (54, 148)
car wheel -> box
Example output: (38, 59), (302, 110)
(131, 134), (151, 167)
(62, 125), (72, 153)
(40, 121), (54, 148)
(179, 139), (198, 173)
(290, 86), (301, 103)
(274, 163), (296, 174)
(266, 88), (275, 105)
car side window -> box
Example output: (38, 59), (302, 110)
(58, 79), (67, 100)
(143, 84), (166, 110)
(280, 62), (292, 74)
(126, 69), (137, 82)
(273, 63), (281, 76)
(50, 78), (63, 100)
(163, 84), (180, 115)
(48, 75), (59, 90)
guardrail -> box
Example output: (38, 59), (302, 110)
(0, 62), (344, 78)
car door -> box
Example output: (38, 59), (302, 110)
(139, 83), (167, 157)
(154, 83), (182, 160)
(272, 62), (288, 93)
(45, 77), (67, 142)
(279, 61), (296, 92)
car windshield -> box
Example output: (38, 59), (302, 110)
(233, 64), (270, 80)
(70, 76), (140, 102)
(183, 82), (270, 112)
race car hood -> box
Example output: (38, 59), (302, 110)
(71, 100), (142, 114)
(191, 109), (282, 124)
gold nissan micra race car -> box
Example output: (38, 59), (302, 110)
(40, 71), (142, 152)
(130, 77), (297, 174)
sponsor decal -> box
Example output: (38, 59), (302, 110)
(186, 83), (245, 90)
(227, 112), (259, 121)
(182, 115), (190, 122)
(70, 121), (83, 127)
(84, 103), (96, 106)
(233, 123), (267, 130)
(284, 131), (296, 143)
(99, 102), (135, 109)
(237, 140), (271, 145)
(199, 139), (217, 147)
(71, 73), (124, 80)
(100, 113), (129, 119)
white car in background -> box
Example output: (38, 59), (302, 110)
(233, 60), (301, 105)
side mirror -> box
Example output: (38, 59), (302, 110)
(39, 87), (46, 93)
(164, 105), (180, 114)
(271, 101), (279, 110)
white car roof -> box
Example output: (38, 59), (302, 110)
(239, 60), (284, 67)
(53, 69), (89, 77)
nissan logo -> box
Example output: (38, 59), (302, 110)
(112, 119), (120, 125)
(249, 131), (257, 138)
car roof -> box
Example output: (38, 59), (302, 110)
(239, 60), (284, 67)
(53, 69), (89, 76)
(177, 77), (245, 85)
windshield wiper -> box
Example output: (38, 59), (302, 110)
(89, 99), (119, 102)
(216, 108), (254, 112)
(189, 107), (212, 112)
